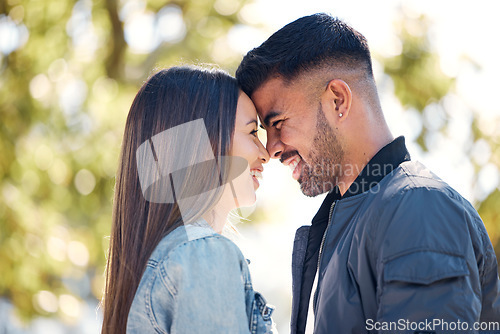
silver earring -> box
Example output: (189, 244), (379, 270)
(339, 113), (343, 117)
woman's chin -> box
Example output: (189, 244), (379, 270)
(252, 175), (260, 190)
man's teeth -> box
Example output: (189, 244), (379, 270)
(289, 157), (301, 171)
(250, 170), (263, 179)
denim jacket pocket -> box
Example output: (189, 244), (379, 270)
(250, 292), (275, 334)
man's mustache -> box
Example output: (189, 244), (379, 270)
(280, 150), (301, 163)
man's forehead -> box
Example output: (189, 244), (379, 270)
(250, 77), (288, 117)
(253, 76), (288, 96)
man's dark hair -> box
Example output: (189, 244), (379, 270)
(236, 13), (374, 97)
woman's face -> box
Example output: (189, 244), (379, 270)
(228, 92), (270, 207)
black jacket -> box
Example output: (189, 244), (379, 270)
(291, 160), (500, 333)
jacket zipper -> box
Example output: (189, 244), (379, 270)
(311, 200), (336, 315)
(316, 200), (336, 273)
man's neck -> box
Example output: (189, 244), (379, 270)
(338, 134), (394, 196)
(338, 136), (411, 198)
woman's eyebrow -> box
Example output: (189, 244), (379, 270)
(246, 120), (258, 126)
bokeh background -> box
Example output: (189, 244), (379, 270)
(1, 0), (499, 333)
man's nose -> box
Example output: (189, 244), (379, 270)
(266, 132), (284, 159)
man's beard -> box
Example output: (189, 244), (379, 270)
(299, 104), (344, 197)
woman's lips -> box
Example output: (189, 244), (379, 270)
(250, 169), (262, 188)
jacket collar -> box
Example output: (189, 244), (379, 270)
(149, 218), (216, 263)
(311, 136), (410, 226)
(343, 136), (411, 198)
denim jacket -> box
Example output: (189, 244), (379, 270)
(127, 220), (275, 333)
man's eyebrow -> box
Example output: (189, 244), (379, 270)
(263, 111), (281, 128)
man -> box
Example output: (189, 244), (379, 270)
(236, 13), (500, 334)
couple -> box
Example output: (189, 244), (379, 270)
(101, 14), (500, 334)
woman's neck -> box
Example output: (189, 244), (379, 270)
(202, 208), (229, 234)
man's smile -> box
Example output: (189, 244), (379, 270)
(281, 151), (304, 181)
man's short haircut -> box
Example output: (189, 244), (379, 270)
(236, 13), (374, 97)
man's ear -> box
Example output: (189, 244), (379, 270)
(321, 79), (352, 123)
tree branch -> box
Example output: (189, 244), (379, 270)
(105, 0), (126, 79)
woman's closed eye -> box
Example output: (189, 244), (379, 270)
(250, 128), (258, 137)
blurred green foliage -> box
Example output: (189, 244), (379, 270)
(0, 0), (249, 322)
(0, 0), (499, 325)
(381, 11), (500, 266)
(382, 14), (454, 151)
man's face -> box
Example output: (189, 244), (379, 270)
(251, 77), (344, 197)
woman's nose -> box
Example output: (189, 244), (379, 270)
(258, 139), (270, 163)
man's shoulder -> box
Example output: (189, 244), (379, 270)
(361, 160), (481, 239)
(384, 160), (447, 191)
(361, 161), (484, 258)
(373, 160), (465, 206)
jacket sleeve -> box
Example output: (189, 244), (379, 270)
(373, 188), (488, 330)
(154, 236), (251, 334)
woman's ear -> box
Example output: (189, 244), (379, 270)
(321, 79), (352, 123)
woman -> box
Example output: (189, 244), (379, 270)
(101, 66), (274, 333)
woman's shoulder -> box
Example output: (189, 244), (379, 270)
(148, 225), (249, 297)
(171, 230), (245, 267)
(149, 222), (246, 273)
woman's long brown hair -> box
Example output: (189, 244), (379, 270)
(101, 66), (239, 334)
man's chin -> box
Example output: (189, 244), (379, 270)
(300, 188), (324, 197)
(299, 178), (333, 197)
